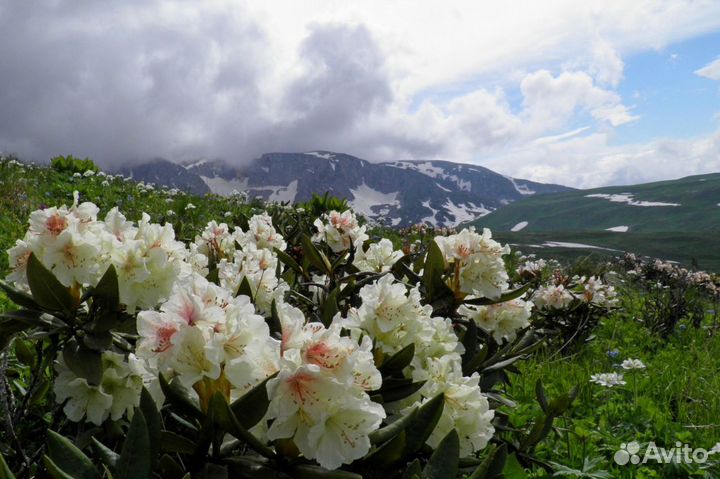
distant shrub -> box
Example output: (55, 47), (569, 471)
(300, 191), (349, 217)
(50, 154), (100, 174)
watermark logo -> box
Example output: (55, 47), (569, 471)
(613, 442), (709, 465)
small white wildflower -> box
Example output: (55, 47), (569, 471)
(166, 210), (176, 216)
(620, 359), (646, 370)
(224, 211), (232, 217)
(83, 170), (95, 177)
(185, 203), (196, 210)
(590, 372), (625, 387)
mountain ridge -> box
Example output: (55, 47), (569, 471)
(116, 151), (572, 227)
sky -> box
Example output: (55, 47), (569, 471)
(1, 0), (720, 188)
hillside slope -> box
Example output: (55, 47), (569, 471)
(471, 173), (720, 270)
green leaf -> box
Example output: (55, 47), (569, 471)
(91, 437), (119, 473)
(301, 235), (332, 275)
(116, 410), (151, 479)
(373, 378), (426, 403)
(26, 253), (76, 314)
(62, 337), (103, 386)
(0, 280), (40, 310)
(159, 431), (197, 454)
(158, 454), (185, 478)
(210, 392), (276, 460)
(402, 394), (445, 456)
(400, 459), (422, 479)
(468, 444), (506, 479)
(43, 455), (75, 479)
(14, 338), (35, 367)
(463, 283), (530, 306)
(0, 453), (16, 479)
(268, 300), (282, 337)
(94, 265), (119, 310)
(230, 373), (276, 429)
(422, 241), (452, 303)
(535, 379), (548, 413)
(195, 463), (229, 479)
(422, 429), (459, 479)
(139, 387), (162, 465)
(379, 343), (415, 375)
(291, 464), (363, 479)
(274, 247), (303, 276)
(159, 373), (204, 421)
(46, 430), (101, 479)
(236, 276), (254, 300)
(369, 407), (418, 445)
(321, 287), (339, 327)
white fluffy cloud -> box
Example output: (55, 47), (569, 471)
(1, 0), (720, 188)
(695, 58), (720, 80)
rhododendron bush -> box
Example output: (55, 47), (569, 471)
(0, 196), (581, 478)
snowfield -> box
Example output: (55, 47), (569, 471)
(585, 193), (680, 207)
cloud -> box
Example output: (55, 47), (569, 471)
(0, 0), (719, 189)
(695, 57), (720, 80)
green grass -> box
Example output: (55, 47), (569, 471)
(505, 286), (720, 477)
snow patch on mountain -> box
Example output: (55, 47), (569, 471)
(421, 200), (439, 227)
(349, 183), (400, 220)
(305, 151), (336, 160)
(511, 221), (529, 232)
(507, 177), (536, 195)
(606, 225), (629, 232)
(443, 200), (490, 225)
(200, 176), (246, 195)
(543, 241), (620, 251)
(586, 193), (680, 207)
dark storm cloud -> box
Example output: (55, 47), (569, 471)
(0, 1), (410, 166)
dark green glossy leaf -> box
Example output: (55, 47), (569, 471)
(379, 343), (415, 375)
(321, 287), (339, 327)
(400, 459), (422, 479)
(0, 453), (15, 479)
(159, 431), (197, 454)
(0, 280), (40, 310)
(116, 410), (151, 479)
(373, 378), (426, 403)
(301, 235), (331, 275)
(403, 394), (445, 456)
(159, 373), (204, 421)
(26, 253), (75, 314)
(236, 276), (254, 300)
(535, 379), (548, 413)
(91, 437), (119, 473)
(291, 464), (362, 479)
(139, 387), (162, 465)
(210, 392), (275, 460)
(463, 283), (530, 306)
(43, 455), (75, 479)
(369, 407), (418, 445)
(14, 338), (35, 367)
(230, 373), (276, 429)
(422, 241), (453, 303)
(468, 444), (506, 479)
(422, 429), (459, 479)
(94, 265), (119, 310)
(63, 337), (103, 386)
(274, 248), (303, 276)
(46, 430), (101, 479)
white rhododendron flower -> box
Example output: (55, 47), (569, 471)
(458, 298), (533, 343)
(53, 351), (149, 425)
(267, 303), (385, 469)
(136, 273), (279, 394)
(218, 245), (288, 315)
(193, 221), (237, 263)
(353, 238), (403, 273)
(579, 276), (618, 308)
(237, 213), (287, 251)
(434, 227), (510, 299)
(313, 210), (368, 252)
(532, 284), (574, 310)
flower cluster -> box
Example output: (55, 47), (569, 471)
(435, 227), (510, 299)
(313, 210), (368, 252)
(531, 275), (617, 310)
(339, 274), (495, 456)
(8, 193), (189, 312)
(458, 298), (533, 344)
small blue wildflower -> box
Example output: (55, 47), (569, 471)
(607, 349), (619, 359)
